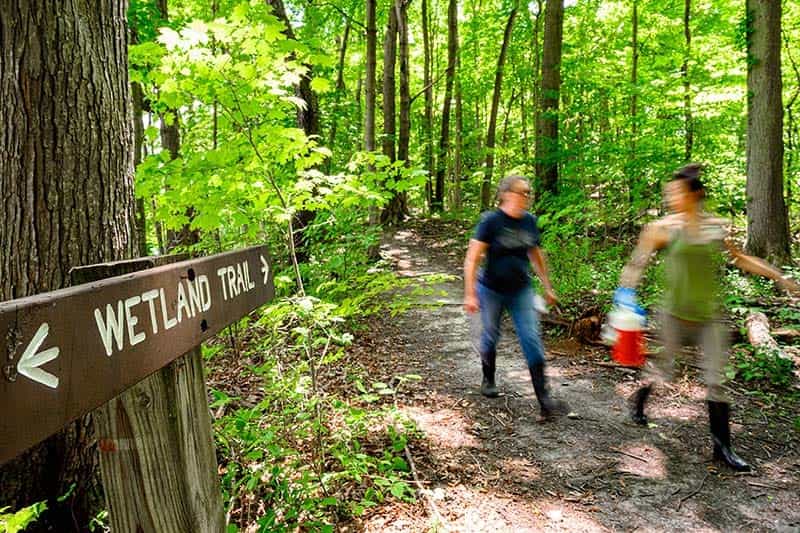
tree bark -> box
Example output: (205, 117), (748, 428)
(434, 0), (459, 212)
(365, 0), (377, 157)
(481, 3), (518, 209)
(529, 0), (543, 167)
(382, 3), (398, 163)
(745, 0), (791, 265)
(383, 0), (410, 225)
(535, 0), (564, 197)
(0, 0), (136, 528)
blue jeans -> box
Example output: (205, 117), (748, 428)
(478, 282), (545, 368)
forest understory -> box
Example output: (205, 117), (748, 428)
(206, 220), (800, 532)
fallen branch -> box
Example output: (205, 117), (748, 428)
(404, 443), (450, 531)
(676, 472), (709, 511)
(608, 447), (648, 463)
(745, 311), (800, 379)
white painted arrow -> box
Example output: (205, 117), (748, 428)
(17, 322), (60, 389)
(260, 255), (270, 285)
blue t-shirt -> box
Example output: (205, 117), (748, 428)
(473, 209), (541, 293)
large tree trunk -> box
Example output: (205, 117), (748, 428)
(535, 0), (564, 197)
(434, 0), (458, 212)
(682, 0), (693, 162)
(745, 0), (791, 265)
(382, 3), (398, 163)
(422, 0), (435, 210)
(0, 0), (136, 529)
(365, 0), (379, 226)
(481, 3), (518, 209)
(383, 0), (410, 225)
(364, 0), (376, 155)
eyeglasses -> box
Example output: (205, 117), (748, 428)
(510, 189), (531, 198)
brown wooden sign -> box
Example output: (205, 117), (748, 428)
(0, 245), (274, 465)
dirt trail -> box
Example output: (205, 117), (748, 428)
(354, 222), (800, 532)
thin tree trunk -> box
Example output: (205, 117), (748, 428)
(158, 1), (197, 252)
(422, 0), (435, 210)
(745, 0), (791, 264)
(682, 0), (693, 161)
(530, 0), (543, 167)
(133, 81), (148, 258)
(482, 3), (518, 209)
(535, 0), (563, 197)
(454, 50), (464, 210)
(0, 0), (136, 528)
(434, 0), (458, 212)
(327, 22), (351, 172)
(630, 0), (638, 166)
(521, 84), (529, 159)
(784, 35), (800, 212)
(266, 0), (319, 262)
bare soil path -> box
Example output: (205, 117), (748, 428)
(350, 220), (800, 532)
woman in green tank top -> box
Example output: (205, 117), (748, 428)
(615, 163), (800, 472)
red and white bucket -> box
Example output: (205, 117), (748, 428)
(605, 308), (646, 367)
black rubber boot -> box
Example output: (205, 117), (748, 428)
(629, 385), (652, 426)
(708, 401), (751, 472)
(480, 351), (499, 398)
(529, 363), (568, 420)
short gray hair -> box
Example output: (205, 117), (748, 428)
(496, 175), (529, 203)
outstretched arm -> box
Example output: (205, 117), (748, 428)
(619, 222), (671, 288)
(528, 247), (557, 305)
(464, 239), (489, 313)
(725, 242), (800, 295)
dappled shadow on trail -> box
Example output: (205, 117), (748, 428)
(348, 221), (800, 532)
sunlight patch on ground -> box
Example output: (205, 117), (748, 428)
(402, 406), (482, 449)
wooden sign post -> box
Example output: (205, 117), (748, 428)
(1, 245), (274, 532)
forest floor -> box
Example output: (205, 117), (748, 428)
(345, 219), (800, 532)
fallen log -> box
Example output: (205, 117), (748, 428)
(771, 328), (800, 339)
(745, 311), (800, 382)
(745, 311), (781, 354)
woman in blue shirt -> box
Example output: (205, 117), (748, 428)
(463, 175), (567, 420)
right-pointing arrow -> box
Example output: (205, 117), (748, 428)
(17, 323), (60, 389)
(260, 255), (270, 285)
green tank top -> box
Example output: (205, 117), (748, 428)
(664, 232), (724, 322)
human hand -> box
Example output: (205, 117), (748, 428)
(464, 293), (480, 314)
(613, 287), (638, 309)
